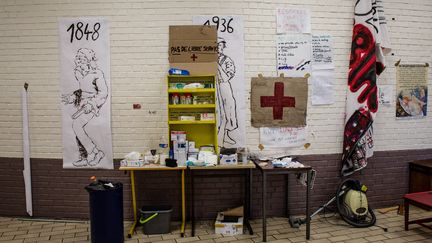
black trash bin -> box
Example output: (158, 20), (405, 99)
(86, 180), (124, 243)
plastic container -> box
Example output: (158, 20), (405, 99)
(85, 180), (124, 243)
(185, 93), (193, 104)
(169, 68), (189, 76)
(139, 205), (172, 234)
(171, 93), (180, 105)
(179, 94), (186, 104)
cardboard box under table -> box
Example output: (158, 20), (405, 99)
(215, 212), (243, 236)
(188, 163), (255, 236)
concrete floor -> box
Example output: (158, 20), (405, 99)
(0, 206), (431, 242)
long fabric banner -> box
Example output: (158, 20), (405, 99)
(341, 1), (391, 176)
(193, 16), (246, 148)
(59, 18), (113, 169)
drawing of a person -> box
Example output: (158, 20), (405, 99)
(62, 48), (108, 167)
(217, 37), (238, 146)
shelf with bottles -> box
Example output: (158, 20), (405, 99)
(167, 74), (218, 162)
(168, 104), (216, 109)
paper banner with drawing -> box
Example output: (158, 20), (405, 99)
(396, 64), (428, 118)
(193, 16), (246, 148)
(277, 8), (311, 34)
(260, 127), (307, 148)
(251, 75), (308, 127)
(311, 70), (335, 105)
(59, 18), (113, 169)
(312, 34), (334, 70)
(277, 34), (311, 77)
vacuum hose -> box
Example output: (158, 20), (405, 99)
(336, 179), (376, 228)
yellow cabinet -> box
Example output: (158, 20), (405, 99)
(167, 75), (218, 155)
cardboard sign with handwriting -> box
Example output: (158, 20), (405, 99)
(169, 25), (218, 75)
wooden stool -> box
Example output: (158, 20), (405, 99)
(404, 191), (432, 230)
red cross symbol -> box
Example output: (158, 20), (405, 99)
(260, 82), (295, 120)
(191, 54), (198, 61)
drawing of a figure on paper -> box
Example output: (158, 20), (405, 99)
(62, 48), (108, 167)
(217, 37), (239, 146)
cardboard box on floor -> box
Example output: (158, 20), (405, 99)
(168, 25), (218, 75)
(215, 212), (243, 236)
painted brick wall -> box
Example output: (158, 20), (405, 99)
(2, 149), (432, 220)
(0, 0), (431, 159)
(0, 0), (432, 221)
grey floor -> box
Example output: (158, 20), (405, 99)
(1, 206), (431, 242)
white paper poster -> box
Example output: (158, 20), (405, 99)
(22, 85), (32, 216)
(311, 69), (335, 105)
(312, 34), (334, 70)
(277, 34), (312, 77)
(277, 8), (311, 34)
(260, 127), (307, 148)
(59, 18), (113, 169)
(378, 85), (392, 106)
(193, 16), (246, 148)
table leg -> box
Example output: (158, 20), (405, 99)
(262, 172), (267, 242)
(128, 171), (138, 238)
(181, 170), (186, 237)
(244, 168), (253, 235)
(404, 199), (409, 231)
(191, 169), (195, 236)
(285, 174), (289, 218)
(306, 170), (311, 240)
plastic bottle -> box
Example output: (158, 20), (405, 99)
(158, 136), (169, 166)
(171, 93), (180, 105)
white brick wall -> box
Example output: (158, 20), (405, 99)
(0, 0), (431, 158)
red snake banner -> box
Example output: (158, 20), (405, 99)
(341, 0), (391, 176)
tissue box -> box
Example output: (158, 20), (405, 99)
(215, 213), (243, 235)
(120, 160), (145, 167)
(200, 113), (215, 121)
(220, 154), (238, 165)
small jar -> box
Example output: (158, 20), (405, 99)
(180, 94), (186, 104)
(185, 93), (192, 104)
(171, 93), (180, 105)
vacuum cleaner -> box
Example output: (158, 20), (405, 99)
(289, 178), (376, 228)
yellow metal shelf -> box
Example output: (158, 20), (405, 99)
(168, 88), (215, 93)
(168, 104), (215, 109)
(168, 75), (215, 79)
(169, 120), (216, 125)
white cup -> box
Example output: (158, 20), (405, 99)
(159, 154), (168, 166)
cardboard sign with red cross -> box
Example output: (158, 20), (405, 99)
(251, 74), (308, 127)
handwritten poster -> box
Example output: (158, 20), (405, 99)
(277, 34), (311, 77)
(277, 8), (311, 34)
(260, 127), (307, 148)
(193, 16), (246, 148)
(312, 34), (334, 70)
(59, 18), (113, 169)
(311, 70), (335, 105)
(396, 64), (428, 118)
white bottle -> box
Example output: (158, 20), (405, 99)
(159, 136), (169, 166)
